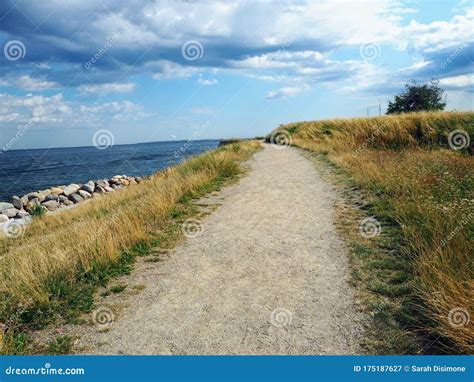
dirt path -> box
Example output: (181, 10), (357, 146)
(79, 144), (362, 354)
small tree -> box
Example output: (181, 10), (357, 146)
(386, 80), (446, 114)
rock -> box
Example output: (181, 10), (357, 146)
(81, 181), (95, 194)
(0, 214), (9, 223)
(37, 190), (51, 202)
(78, 190), (92, 199)
(3, 208), (20, 218)
(50, 187), (64, 195)
(58, 195), (68, 203)
(42, 200), (59, 211)
(21, 195), (28, 206)
(26, 192), (40, 201)
(111, 184), (122, 191)
(0, 202), (15, 212)
(120, 179), (130, 186)
(25, 200), (40, 213)
(104, 186), (115, 192)
(96, 179), (109, 188)
(135, 177), (143, 183)
(129, 179), (137, 185)
(69, 193), (84, 204)
(64, 200), (74, 206)
(11, 196), (23, 210)
(95, 186), (106, 194)
(63, 184), (80, 196)
(45, 193), (58, 202)
(17, 210), (29, 218)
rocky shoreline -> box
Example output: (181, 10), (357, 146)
(0, 175), (143, 228)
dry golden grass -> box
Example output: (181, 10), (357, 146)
(275, 111), (473, 353)
(0, 140), (260, 353)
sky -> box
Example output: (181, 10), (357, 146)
(0, 0), (473, 150)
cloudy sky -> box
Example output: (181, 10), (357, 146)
(0, 0), (473, 149)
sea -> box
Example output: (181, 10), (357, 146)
(0, 140), (219, 201)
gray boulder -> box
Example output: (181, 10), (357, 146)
(63, 184), (80, 196)
(64, 200), (74, 206)
(78, 190), (92, 199)
(42, 200), (59, 211)
(69, 193), (84, 204)
(21, 195), (29, 206)
(58, 195), (68, 203)
(26, 192), (40, 201)
(0, 214), (9, 223)
(16, 210), (30, 218)
(135, 177), (143, 183)
(96, 179), (109, 188)
(104, 186), (115, 192)
(95, 186), (106, 194)
(111, 184), (122, 190)
(45, 193), (58, 202)
(0, 202), (15, 212)
(11, 196), (23, 210)
(3, 208), (19, 218)
(37, 190), (51, 202)
(81, 181), (95, 194)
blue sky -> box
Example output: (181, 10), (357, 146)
(0, 0), (472, 149)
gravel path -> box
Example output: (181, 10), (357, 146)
(80, 144), (362, 354)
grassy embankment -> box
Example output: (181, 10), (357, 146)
(0, 140), (261, 354)
(271, 111), (473, 354)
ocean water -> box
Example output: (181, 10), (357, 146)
(0, 140), (219, 201)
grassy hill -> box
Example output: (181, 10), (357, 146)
(269, 111), (473, 354)
(0, 141), (260, 354)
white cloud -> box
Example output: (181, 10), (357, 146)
(79, 83), (137, 94)
(265, 84), (310, 99)
(439, 74), (473, 89)
(197, 78), (218, 85)
(0, 93), (147, 126)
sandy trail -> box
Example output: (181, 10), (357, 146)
(79, 144), (362, 354)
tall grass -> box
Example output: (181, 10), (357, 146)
(273, 111), (473, 354)
(0, 141), (260, 353)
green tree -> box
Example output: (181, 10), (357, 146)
(387, 80), (446, 114)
